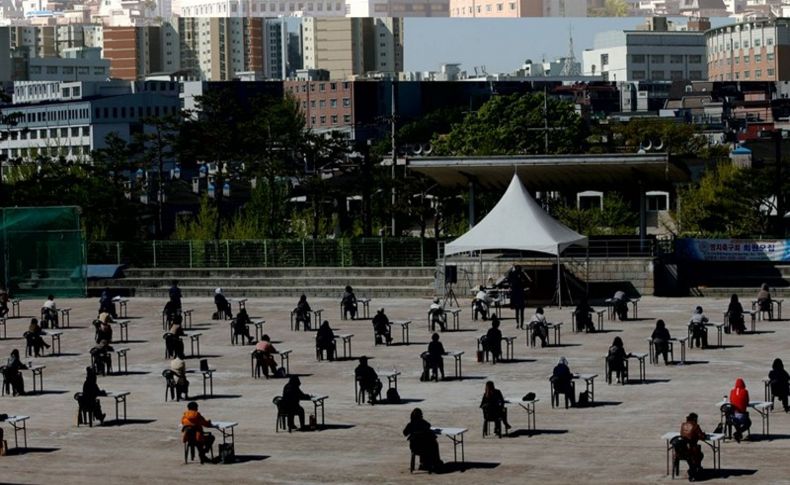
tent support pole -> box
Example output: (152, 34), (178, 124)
(479, 250), (483, 287)
(557, 252), (561, 308)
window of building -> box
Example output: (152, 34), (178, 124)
(651, 55), (664, 63)
(78, 67), (88, 74)
(743, 55), (750, 63)
(49, 129), (57, 138)
(631, 70), (646, 80)
(755, 54), (761, 62)
(330, 82), (336, 90)
(310, 100), (316, 108)
(734, 41), (739, 49)
(319, 100), (325, 108)
(40, 129), (46, 138)
(30, 130), (37, 139)
(343, 115), (351, 123)
(601, 53), (608, 66)
(631, 54), (645, 63)
(331, 115), (338, 124)
(755, 38), (761, 47)
(743, 40), (749, 48)
(330, 99), (337, 108)
(768, 68), (775, 76)
(768, 52), (775, 61)
(689, 70), (702, 80)
(670, 70), (683, 80)
(744, 70), (751, 78)
(497, 2), (503, 10)
(670, 55), (683, 64)
(71, 127), (79, 137)
(343, 97), (350, 107)
(756, 69), (762, 78)
(310, 116), (316, 124)
(319, 115), (326, 124)
(651, 70), (665, 80)
(767, 37), (774, 45)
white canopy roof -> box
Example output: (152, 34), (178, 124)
(445, 174), (588, 257)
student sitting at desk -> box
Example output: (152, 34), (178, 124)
(426, 333), (446, 381)
(95, 315), (113, 344)
(90, 340), (114, 375)
(473, 285), (490, 321)
(480, 381), (510, 437)
(165, 314), (186, 358)
(429, 298), (447, 332)
(0, 286), (8, 318)
(214, 288), (233, 320)
(528, 308), (548, 347)
(342, 285), (358, 320)
(757, 283), (773, 318)
(728, 378), (752, 442)
(574, 297), (595, 333)
(41, 295), (58, 328)
(355, 356), (383, 404)
(689, 307), (709, 349)
(181, 401), (215, 463)
(232, 308), (255, 345)
(98, 289), (117, 319)
(316, 321), (336, 361)
(255, 335), (279, 378)
(81, 367), (106, 424)
(484, 316), (503, 363)
(25, 318), (50, 357)
(403, 408), (442, 472)
(372, 308), (392, 345)
(726, 294), (745, 335)
(551, 356), (575, 407)
(3, 349), (27, 396)
(651, 319), (672, 365)
(281, 376), (311, 431)
(169, 280), (182, 312)
(606, 337), (632, 384)
(294, 294), (312, 331)
(769, 358), (790, 413)
(171, 353), (189, 400)
(679, 412), (706, 481)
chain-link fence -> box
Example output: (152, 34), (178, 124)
(88, 238), (440, 268)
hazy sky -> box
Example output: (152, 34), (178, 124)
(403, 17), (731, 73)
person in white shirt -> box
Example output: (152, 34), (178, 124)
(528, 308), (548, 347)
(429, 297), (447, 332)
(41, 294), (58, 328)
(473, 286), (490, 320)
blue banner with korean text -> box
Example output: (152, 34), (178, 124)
(676, 239), (790, 262)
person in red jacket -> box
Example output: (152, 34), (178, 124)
(728, 378), (752, 442)
(181, 401), (215, 463)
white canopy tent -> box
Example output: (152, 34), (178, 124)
(444, 174), (588, 306)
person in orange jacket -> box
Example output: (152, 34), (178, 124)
(728, 378), (752, 442)
(181, 401), (215, 463)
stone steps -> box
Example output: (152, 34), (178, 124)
(121, 286), (435, 299)
(122, 267), (436, 278)
(690, 287), (790, 298)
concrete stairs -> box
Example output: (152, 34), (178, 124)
(683, 262), (790, 298)
(88, 267), (437, 299)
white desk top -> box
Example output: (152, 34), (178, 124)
(378, 370), (401, 378)
(6, 415), (29, 424)
(717, 399), (773, 411)
(111, 347), (130, 353)
(212, 421), (238, 430)
(504, 397), (539, 405)
(105, 390), (130, 398)
(446, 350), (464, 357)
(630, 353), (649, 359)
(662, 431), (724, 442)
(575, 373), (598, 381)
(44, 330), (63, 336)
(113, 297), (128, 302)
(184, 331), (202, 338)
(392, 320), (412, 325)
(311, 395), (328, 402)
(28, 364), (45, 372)
(335, 333), (354, 339)
(432, 427), (467, 437)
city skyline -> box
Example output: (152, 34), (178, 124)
(403, 17), (731, 73)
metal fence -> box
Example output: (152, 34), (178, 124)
(88, 238), (440, 268)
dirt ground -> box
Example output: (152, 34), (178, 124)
(2, 296), (790, 484)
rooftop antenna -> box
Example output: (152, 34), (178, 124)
(560, 24), (581, 77)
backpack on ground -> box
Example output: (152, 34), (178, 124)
(212, 312), (220, 320)
(217, 443), (235, 464)
(275, 367), (287, 378)
(577, 391), (590, 407)
(386, 387), (401, 404)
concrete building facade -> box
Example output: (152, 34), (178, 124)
(346, 0), (449, 16)
(449, 0), (587, 16)
(176, 0), (346, 16)
(706, 18), (790, 81)
(583, 30), (707, 81)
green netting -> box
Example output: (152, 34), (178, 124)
(1, 206), (86, 299)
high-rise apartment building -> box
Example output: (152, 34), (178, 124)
(346, 0), (449, 16)
(449, 0), (587, 16)
(178, 17), (266, 81)
(102, 25), (180, 80)
(302, 17), (403, 79)
(177, 0), (345, 17)
(707, 18), (790, 81)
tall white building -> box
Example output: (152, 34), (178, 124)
(583, 29), (707, 82)
(177, 0), (346, 16)
(345, 0), (449, 16)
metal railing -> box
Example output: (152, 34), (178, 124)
(88, 238), (439, 268)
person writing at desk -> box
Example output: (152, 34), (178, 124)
(651, 319), (672, 365)
(232, 308), (255, 345)
(41, 295), (58, 328)
(528, 308), (548, 347)
(316, 321), (336, 361)
(372, 308), (392, 345)
(606, 336), (632, 384)
(255, 335), (279, 378)
(181, 401), (215, 464)
(342, 285), (358, 320)
(98, 289), (117, 319)
(769, 358), (790, 413)
(170, 352), (189, 400)
(574, 297), (595, 333)
(403, 408), (442, 473)
(25, 318), (50, 357)
(281, 376), (311, 431)
(680, 412), (706, 481)
(726, 294), (745, 335)
(551, 356), (576, 407)
(214, 288), (233, 319)
(485, 316), (503, 363)
(294, 294), (312, 331)
(355, 356), (383, 405)
(3, 349), (27, 396)
(728, 378), (751, 442)
(429, 298), (447, 332)
(480, 381), (510, 437)
(81, 367), (106, 424)
(473, 285), (490, 321)
(688, 307), (709, 349)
